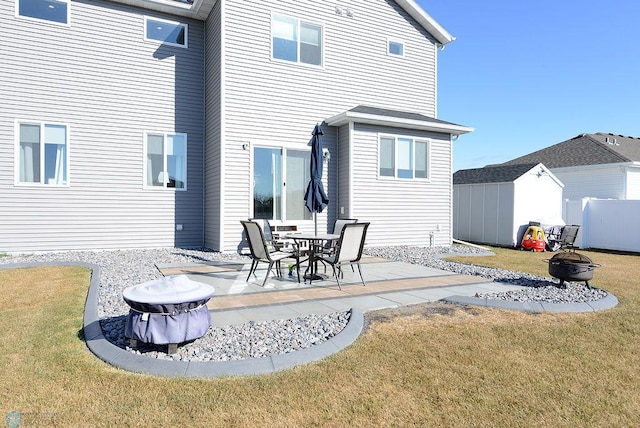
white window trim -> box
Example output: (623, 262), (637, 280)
(14, 119), (70, 187)
(249, 142), (313, 223)
(143, 132), (188, 191)
(15, 0), (71, 27)
(378, 134), (431, 181)
(387, 38), (405, 57)
(270, 12), (324, 69)
(144, 16), (188, 48)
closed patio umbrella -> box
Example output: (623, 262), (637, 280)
(304, 124), (329, 235)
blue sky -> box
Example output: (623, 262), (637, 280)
(416, 0), (640, 171)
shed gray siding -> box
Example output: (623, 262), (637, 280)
(350, 124), (453, 247)
(0, 0), (204, 252)
(453, 183), (515, 246)
(217, 0), (439, 251)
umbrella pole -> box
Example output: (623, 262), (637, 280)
(314, 212), (318, 236)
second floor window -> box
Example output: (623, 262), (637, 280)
(272, 15), (322, 66)
(388, 39), (405, 57)
(145, 17), (188, 48)
(17, 0), (69, 25)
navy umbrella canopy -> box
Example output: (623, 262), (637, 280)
(304, 124), (329, 235)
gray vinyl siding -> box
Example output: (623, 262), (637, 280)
(0, 0), (204, 252)
(218, 0), (438, 251)
(350, 124), (453, 247)
(204, 0), (223, 250)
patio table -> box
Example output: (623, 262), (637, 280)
(285, 233), (340, 283)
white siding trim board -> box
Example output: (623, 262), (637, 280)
(269, 10), (326, 69)
(13, 118), (71, 187)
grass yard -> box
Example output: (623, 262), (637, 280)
(0, 248), (639, 426)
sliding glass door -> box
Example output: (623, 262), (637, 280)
(253, 147), (312, 221)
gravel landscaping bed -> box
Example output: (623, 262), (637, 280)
(0, 245), (608, 362)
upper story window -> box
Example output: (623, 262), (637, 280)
(272, 14), (322, 66)
(17, 0), (69, 25)
(387, 39), (405, 57)
(144, 17), (188, 48)
(379, 136), (430, 180)
(17, 121), (68, 186)
(145, 133), (187, 190)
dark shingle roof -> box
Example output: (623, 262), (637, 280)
(453, 163), (540, 185)
(349, 105), (462, 127)
(500, 133), (640, 168)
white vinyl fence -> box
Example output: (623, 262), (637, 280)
(563, 198), (640, 253)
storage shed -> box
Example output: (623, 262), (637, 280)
(453, 163), (564, 247)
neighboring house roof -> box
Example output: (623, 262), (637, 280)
(453, 163), (541, 185)
(325, 105), (473, 136)
(500, 133), (640, 168)
(106, 0), (455, 44)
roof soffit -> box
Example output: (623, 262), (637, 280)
(105, 0), (217, 20)
(393, 0), (455, 45)
(325, 108), (473, 136)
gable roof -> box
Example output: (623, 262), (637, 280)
(325, 105), (473, 136)
(393, 0), (454, 45)
(453, 163), (540, 185)
(500, 133), (640, 168)
(105, 0), (455, 44)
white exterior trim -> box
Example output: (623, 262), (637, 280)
(326, 110), (474, 136)
(107, 0), (216, 20)
(393, 0), (454, 45)
(142, 131), (189, 191)
(217, 0), (227, 251)
(550, 161), (640, 173)
(377, 132), (432, 181)
(144, 16), (189, 48)
(269, 11), (325, 69)
(14, 119), (71, 187)
(386, 37), (406, 57)
(15, 0), (71, 27)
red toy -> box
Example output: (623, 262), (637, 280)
(521, 225), (546, 252)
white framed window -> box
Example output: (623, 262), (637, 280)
(16, 0), (70, 25)
(252, 146), (312, 221)
(272, 14), (323, 66)
(379, 135), (430, 180)
(144, 132), (187, 190)
(144, 17), (188, 48)
(16, 121), (69, 186)
(387, 39), (405, 57)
